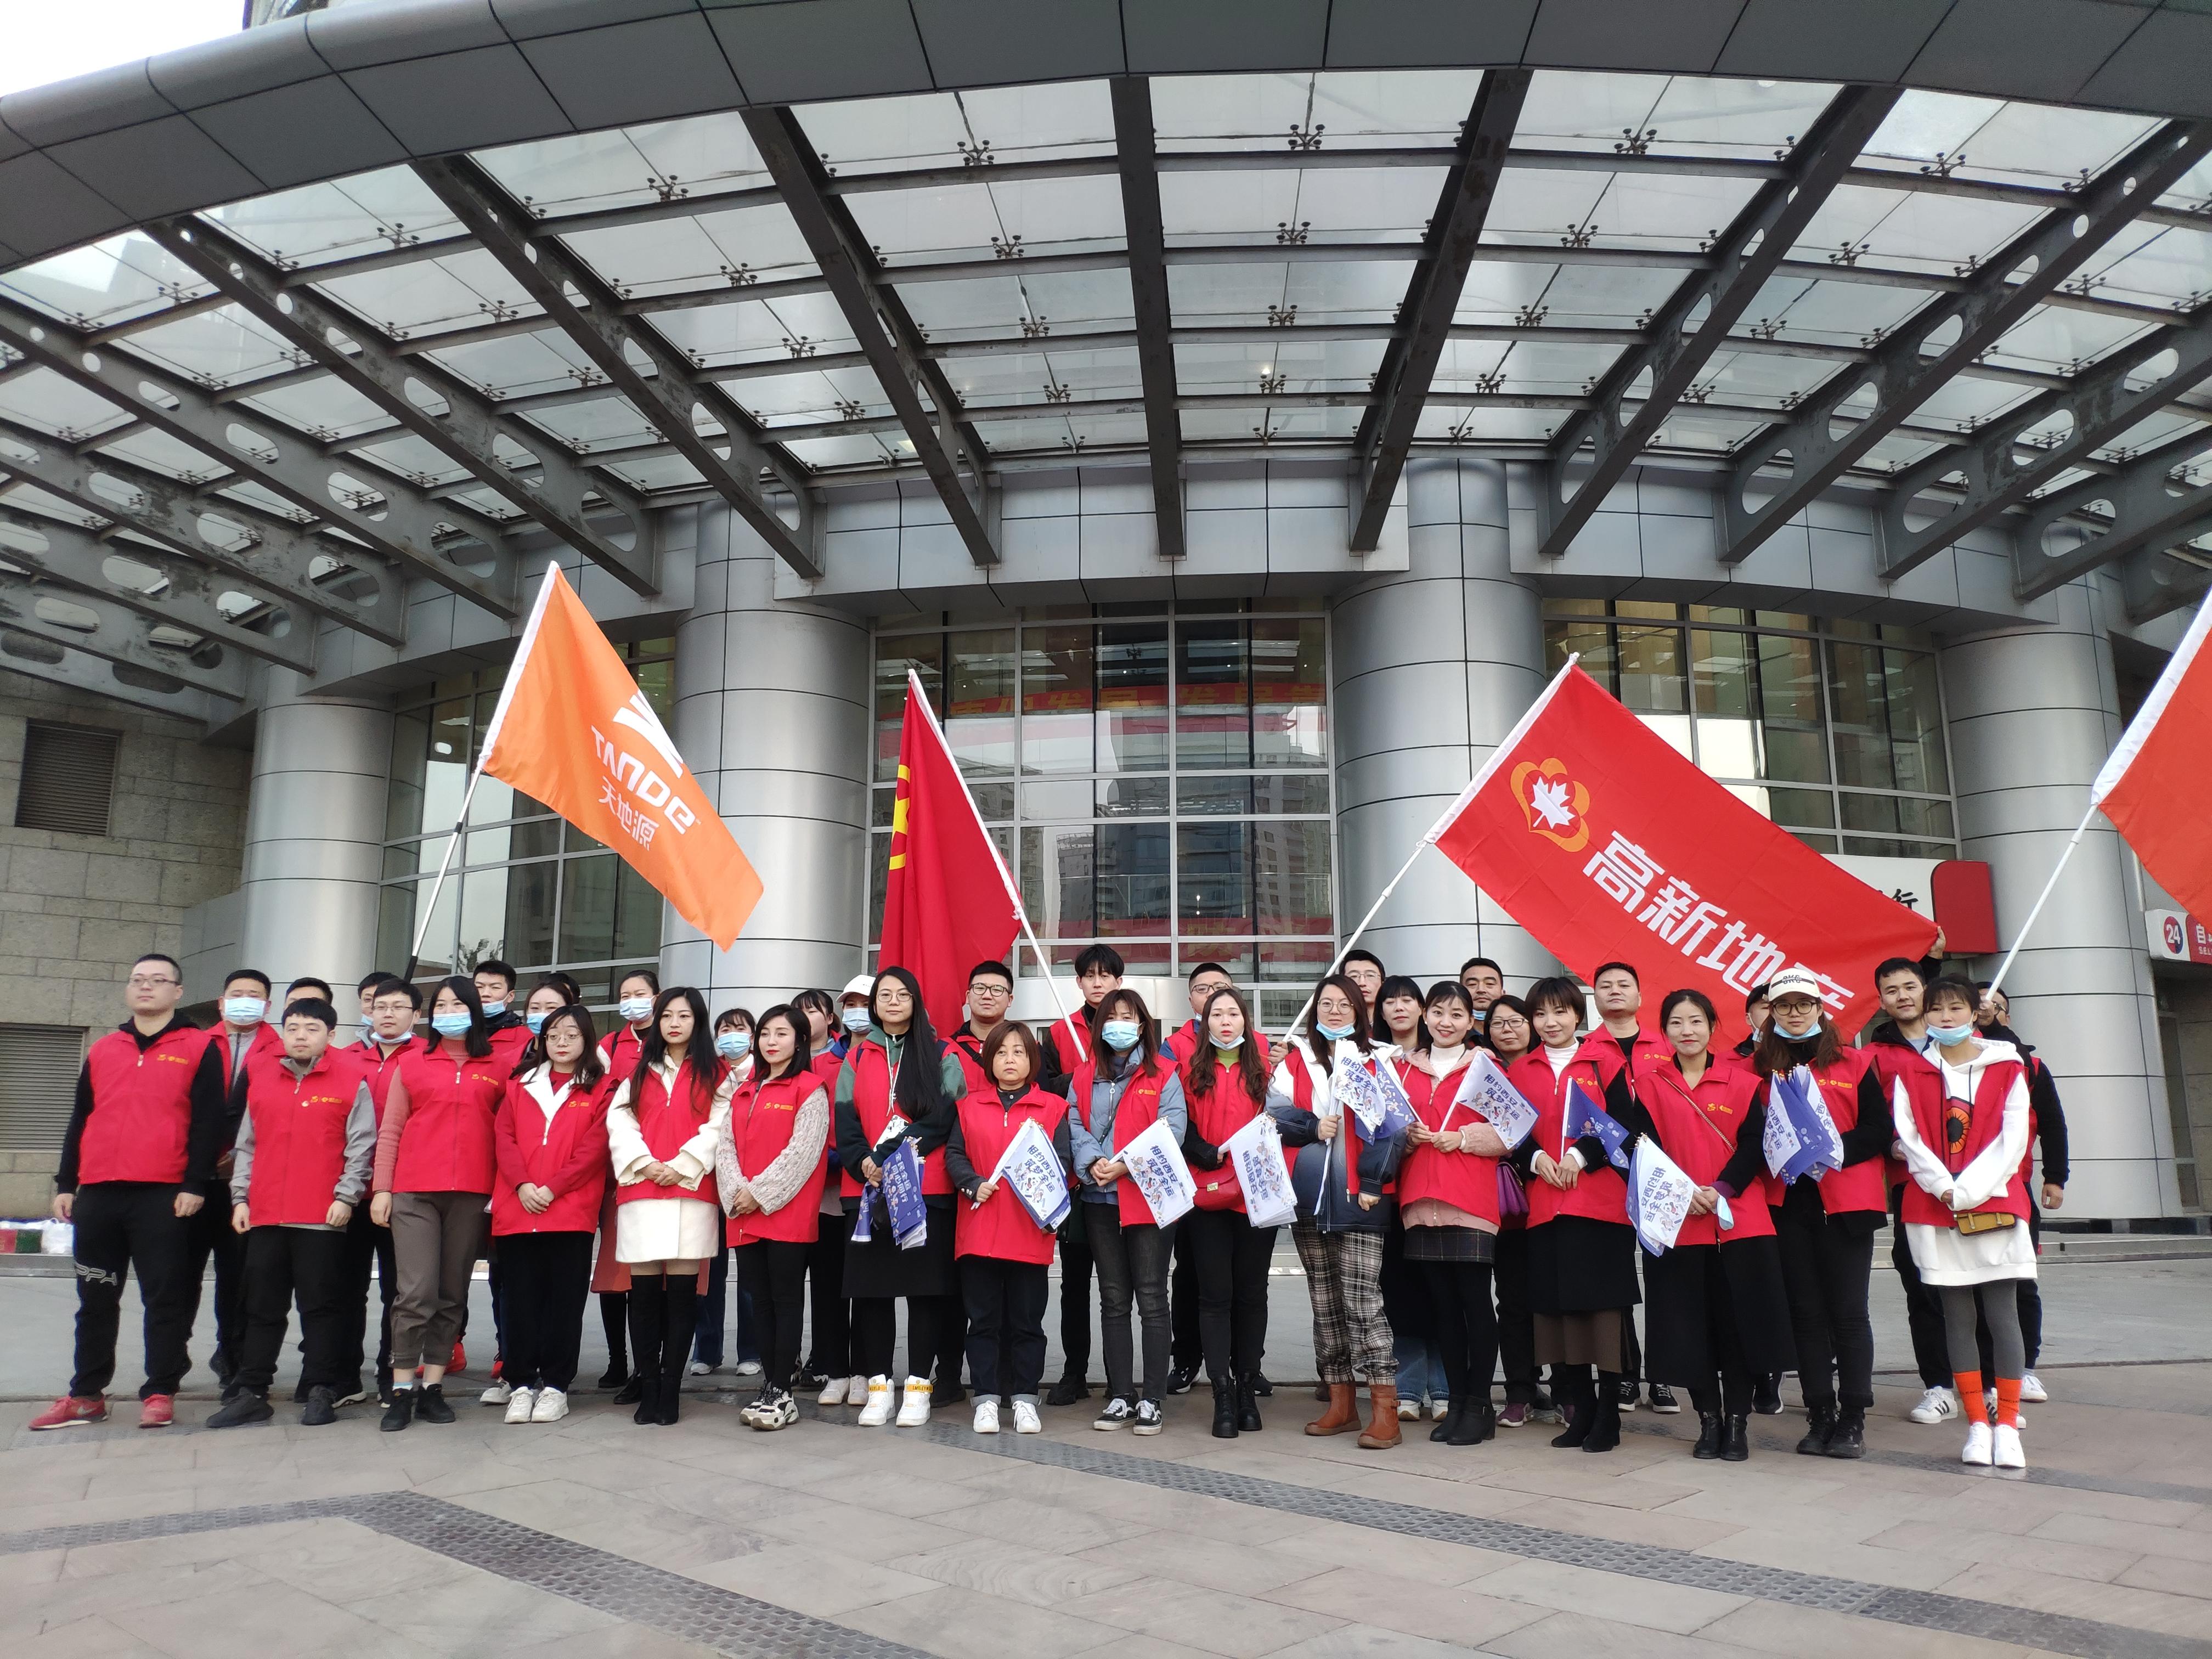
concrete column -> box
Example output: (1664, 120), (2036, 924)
(660, 503), (872, 1010)
(235, 668), (392, 992)
(1329, 458), (1554, 986)
(1941, 583), (2176, 1218)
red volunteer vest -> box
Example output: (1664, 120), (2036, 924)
(1396, 1052), (1500, 1225)
(360, 1034), (418, 1127)
(390, 1043), (507, 1194)
(491, 1068), (612, 1237)
(487, 1021), (532, 1068)
(240, 1045), (368, 1227)
(1072, 1054), (1173, 1225)
(949, 1030), (989, 1094)
(1506, 1044), (1630, 1230)
(1762, 1047), (1886, 1217)
(205, 1021), (281, 1087)
(953, 1086), (1070, 1263)
(1180, 1050), (1284, 1213)
(1632, 1053), (1774, 1246)
(840, 1039), (953, 1197)
(80, 1022), (209, 1185)
(1900, 1051), (2032, 1228)
(616, 1059), (728, 1206)
(726, 1070), (830, 1245)
(1866, 1038), (1939, 1193)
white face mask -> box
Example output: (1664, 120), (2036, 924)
(223, 996), (267, 1026)
(842, 1006), (872, 1034)
(617, 995), (654, 1024)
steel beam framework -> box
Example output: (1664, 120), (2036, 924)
(2120, 542), (2212, 623)
(2013, 430), (2212, 600)
(0, 568), (247, 699)
(1109, 77), (1184, 562)
(0, 631), (232, 724)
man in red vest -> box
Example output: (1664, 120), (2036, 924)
(1585, 961), (1679, 1417)
(345, 976), (420, 1406)
(206, 997), (377, 1428)
(33, 953), (232, 1430)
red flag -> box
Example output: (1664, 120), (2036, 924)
(881, 670), (1024, 1034)
(2094, 590), (2212, 921)
(1427, 664), (1935, 1037)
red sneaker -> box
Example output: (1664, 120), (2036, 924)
(490, 1356), (503, 1382)
(448, 1341), (466, 1374)
(29, 1395), (108, 1430)
(138, 1394), (174, 1429)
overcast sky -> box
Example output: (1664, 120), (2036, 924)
(0, 0), (243, 99)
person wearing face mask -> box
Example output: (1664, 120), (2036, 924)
(936, 968), (1022, 1409)
(489, 1003), (613, 1426)
(345, 974), (388, 1048)
(1478, 994), (1557, 1430)
(591, 968), (661, 1403)
(690, 1008), (763, 1383)
(1891, 977), (2037, 1470)
(471, 961), (549, 1403)
(342, 977), (420, 1408)
(1459, 958), (1506, 1031)
(1066, 988), (1187, 1435)
(1583, 962), (1674, 1416)
(369, 978), (507, 1431)
(1972, 983), (2066, 1407)
(1177, 986), (1281, 1437)
(1269, 972), (1408, 1449)
(791, 987), (856, 1405)
(1373, 974), (1444, 1427)
(716, 1006), (831, 1431)
(1735, 984), (1772, 1060)
(195, 968), (282, 1396)
(1754, 968), (1892, 1457)
(1163, 963), (1262, 1402)
(1505, 975), (1645, 1455)
(1040, 943), (1123, 1407)
(473, 961), (529, 1065)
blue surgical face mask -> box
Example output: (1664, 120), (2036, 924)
(223, 996), (267, 1026)
(1927, 1020), (1976, 1047)
(1211, 1035), (1243, 1053)
(1100, 1019), (1142, 1052)
(358, 1013), (375, 1034)
(617, 995), (654, 1024)
(525, 1011), (550, 1035)
(716, 1030), (752, 1062)
(481, 999), (506, 1018)
(1316, 1020), (1357, 1042)
(842, 1006), (872, 1034)
(431, 1012), (473, 1039)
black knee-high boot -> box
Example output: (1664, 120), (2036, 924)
(627, 1277), (665, 1425)
(1584, 1369), (1624, 1453)
(599, 1292), (630, 1387)
(659, 1274), (699, 1425)
(1550, 1366), (1595, 1449)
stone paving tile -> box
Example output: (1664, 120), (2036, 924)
(1479, 1607), (1759, 1659)
(1257, 1561), (1552, 1647)
(2029, 1506), (2212, 1562)
(9, 1613), (163, 1658)
(917, 1493), (1150, 1555)
(108, 1578), (416, 1659)
(2116, 1552), (2212, 1599)
(684, 1541), (944, 1621)
(890, 1533), (1146, 1606)
(1861, 1518), (2145, 1585)
(1052, 1572), (1346, 1659)
(1266, 1515), (1521, 1585)
(1934, 1560), (2212, 1639)
(839, 1582), (1128, 1659)
(1696, 1600), (2038, 1659)
(1064, 1525), (1319, 1596)
(229, 1516), (483, 1603)
(1256, 1626), (1503, 1659)
(1062, 1635), (1223, 1659)
(1470, 1558), (1748, 1635)
(341, 1562), (628, 1652)
(1497, 1492), (1748, 1553)
(453, 1476), (775, 1575)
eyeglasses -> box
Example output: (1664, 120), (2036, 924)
(968, 982), (1011, 997)
(127, 975), (179, 989)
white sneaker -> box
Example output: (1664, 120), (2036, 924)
(857, 1376), (894, 1426)
(818, 1375), (851, 1407)
(749, 1389), (797, 1431)
(895, 1377), (932, 1427)
(503, 1386), (536, 1424)
(1993, 1423), (2025, 1468)
(1133, 1399), (1163, 1435)
(1961, 1420), (1994, 1466)
(1012, 1399), (1041, 1434)
(1396, 1397), (1420, 1421)
(736, 1359), (764, 1378)
(1093, 1398), (1133, 1431)
(973, 1398), (1000, 1434)
(845, 1374), (870, 1407)
(479, 1379), (512, 1406)
(688, 1361), (712, 1377)
(1909, 1385), (1958, 1425)
(529, 1387), (568, 1424)
(2019, 1372), (2048, 1403)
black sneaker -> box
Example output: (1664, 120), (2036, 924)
(1046, 1372), (1091, 1406)
(206, 1390), (274, 1430)
(793, 1361), (830, 1391)
(1164, 1364), (1197, 1396)
(1646, 1383), (1680, 1415)
(380, 1390), (414, 1433)
(1252, 1372), (1273, 1398)
(1133, 1398), (1164, 1436)
(1752, 1374), (1783, 1416)
(300, 1385), (337, 1427)
(414, 1384), (456, 1425)
(1615, 1378), (1640, 1411)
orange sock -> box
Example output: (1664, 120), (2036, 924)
(1995, 1378), (2023, 1430)
(1953, 1370), (1983, 1418)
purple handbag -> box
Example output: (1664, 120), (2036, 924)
(1496, 1162), (1529, 1221)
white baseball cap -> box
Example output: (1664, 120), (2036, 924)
(1764, 966), (1824, 1005)
(839, 973), (875, 1002)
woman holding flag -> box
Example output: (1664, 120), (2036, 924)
(591, 968), (662, 1402)
(1630, 990), (1791, 1463)
(1480, 995), (1552, 1429)
(1753, 968), (1892, 1460)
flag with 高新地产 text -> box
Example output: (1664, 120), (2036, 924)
(478, 567), (762, 950)
(1426, 665), (1935, 1040)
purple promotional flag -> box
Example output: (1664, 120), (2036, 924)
(1567, 1080), (1632, 1171)
(1769, 1066), (1842, 1184)
(881, 1138), (930, 1249)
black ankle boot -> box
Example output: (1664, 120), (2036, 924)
(1722, 1414), (1750, 1462)
(379, 1389), (414, 1433)
(632, 1376), (659, 1425)
(1448, 1401), (1495, 1446)
(1693, 1412), (1725, 1459)
(1235, 1374), (1263, 1432)
(1211, 1378), (1239, 1439)
(1582, 1373), (1622, 1453)
(1824, 1407), (1866, 1459)
(1550, 1380), (1594, 1449)
(1429, 1399), (1463, 1443)
(1796, 1402), (1837, 1455)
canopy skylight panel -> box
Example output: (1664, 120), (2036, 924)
(646, 290), (862, 366)
(210, 170), (464, 273)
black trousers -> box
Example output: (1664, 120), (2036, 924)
(1086, 1204), (1172, 1404)
(1776, 1202), (1877, 1410)
(852, 1296), (939, 1381)
(1057, 1214), (1094, 1378)
(238, 1226), (349, 1396)
(1422, 1259), (1499, 1406)
(1169, 1223), (1200, 1371)
(935, 1293), (968, 1385)
(1889, 1188), (1951, 1389)
(736, 1238), (809, 1391)
(1184, 1206), (1275, 1381)
(498, 1231), (594, 1391)
(69, 1182), (199, 1400)
(339, 1203), (396, 1392)
(188, 1178), (247, 1377)
(962, 1256), (1050, 1398)
(1677, 1246), (1754, 1419)
(1492, 1227), (1541, 1403)
(803, 1206), (850, 1374)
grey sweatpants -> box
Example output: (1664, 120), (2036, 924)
(388, 1191), (489, 1372)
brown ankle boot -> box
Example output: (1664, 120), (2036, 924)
(1306, 1381), (1358, 1436)
(1358, 1383), (1403, 1449)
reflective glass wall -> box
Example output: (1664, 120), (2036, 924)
(376, 639), (676, 1006)
(872, 602), (1335, 1028)
(1543, 601), (1956, 857)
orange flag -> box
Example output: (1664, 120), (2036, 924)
(479, 567), (762, 950)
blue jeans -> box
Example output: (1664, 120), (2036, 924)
(691, 1245), (759, 1368)
(1395, 1331), (1448, 1404)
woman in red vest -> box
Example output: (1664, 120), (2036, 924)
(490, 1003), (611, 1427)
(945, 1020), (1071, 1436)
(1269, 973), (1408, 1450)
(1753, 966), (1894, 1459)
(1481, 995), (1551, 1430)
(607, 986), (734, 1426)
(590, 967), (661, 1403)
(370, 977), (507, 1433)
(791, 987), (856, 1408)
(1633, 990), (1792, 1463)
(1397, 981), (1510, 1447)
(1894, 977), (2036, 1471)
(1505, 975), (1639, 1454)
(1179, 986), (1282, 1439)
(715, 1004), (829, 1431)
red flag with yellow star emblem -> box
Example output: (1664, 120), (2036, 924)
(881, 669), (1025, 1034)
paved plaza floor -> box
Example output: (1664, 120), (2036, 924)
(3, 1256), (2209, 1659)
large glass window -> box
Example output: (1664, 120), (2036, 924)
(1544, 602), (1956, 859)
(874, 601), (1334, 1028)
(375, 638), (676, 1008)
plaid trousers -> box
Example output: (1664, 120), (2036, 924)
(1291, 1222), (1393, 1384)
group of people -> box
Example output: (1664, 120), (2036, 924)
(36, 940), (2063, 1474)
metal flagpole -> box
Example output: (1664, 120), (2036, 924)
(1981, 799), (2100, 1004)
(402, 764), (488, 985)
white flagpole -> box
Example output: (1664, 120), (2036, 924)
(1981, 799), (2100, 1004)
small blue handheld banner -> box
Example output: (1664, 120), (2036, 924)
(1768, 1065), (1843, 1184)
(1566, 1079), (1632, 1171)
(881, 1138), (930, 1249)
